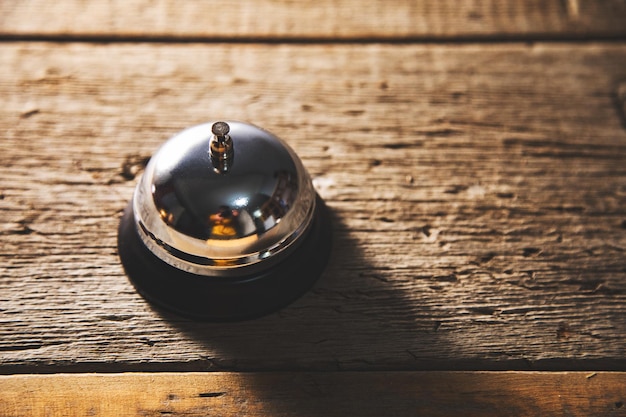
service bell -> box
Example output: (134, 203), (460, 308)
(118, 121), (332, 320)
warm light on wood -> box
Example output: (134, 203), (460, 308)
(0, 372), (625, 417)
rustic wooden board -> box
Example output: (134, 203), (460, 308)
(1, 372), (624, 417)
(1, 0), (626, 40)
(1, 42), (626, 372)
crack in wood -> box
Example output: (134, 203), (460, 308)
(614, 82), (626, 131)
(198, 392), (226, 398)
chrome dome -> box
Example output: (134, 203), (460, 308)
(132, 121), (316, 276)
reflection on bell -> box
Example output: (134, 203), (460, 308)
(117, 121), (332, 320)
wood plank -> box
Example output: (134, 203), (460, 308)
(0, 372), (626, 417)
(1, 42), (626, 372)
(1, 0), (626, 40)
(0, 372), (625, 417)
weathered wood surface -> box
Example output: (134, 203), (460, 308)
(1, 372), (625, 417)
(1, 42), (626, 372)
(1, 0), (626, 40)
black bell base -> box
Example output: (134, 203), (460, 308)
(117, 195), (332, 321)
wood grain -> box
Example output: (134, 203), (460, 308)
(1, 372), (625, 417)
(1, 0), (626, 40)
(1, 42), (626, 372)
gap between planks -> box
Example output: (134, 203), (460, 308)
(2, 33), (626, 45)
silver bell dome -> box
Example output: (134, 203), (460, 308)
(132, 121), (316, 277)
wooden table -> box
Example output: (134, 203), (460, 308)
(1, 1), (626, 415)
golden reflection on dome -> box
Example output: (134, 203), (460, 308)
(208, 206), (239, 238)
